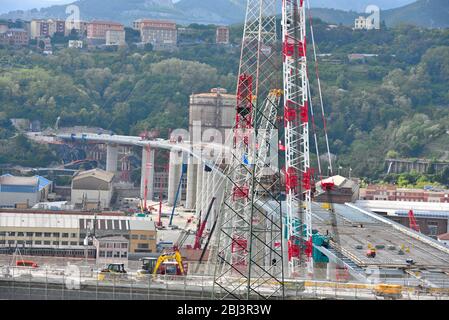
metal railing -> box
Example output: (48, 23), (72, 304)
(1, 265), (448, 300)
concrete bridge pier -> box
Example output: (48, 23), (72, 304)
(185, 155), (198, 210)
(195, 163), (204, 214)
(167, 150), (184, 206)
(140, 146), (155, 202)
(106, 144), (118, 173)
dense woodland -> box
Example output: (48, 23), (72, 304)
(0, 20), (449, 185)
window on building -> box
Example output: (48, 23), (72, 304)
(0, 240), (5, 245)
(131, 235), (138, 240)
(17, 232), (24, 237)
(99, 251), (105, 257)
(17, 240), (24, 245)
(7, 232), (15, 237)
(44, 233), (51, 237)
(8, 240), (15, 245)
(121, 243), (128, 249)
(121, 252), (127, 258)
(62, 241), (68, 246)
(0, 232), (5, 236)
(137, 243), (149, 249)
(26, 232), (33, 237)
(44, 241), (51, 245)
(106, 251), (113, 258)
(35, 241), (42, 245)
(35, 232), (42, 237)
(113, 251), (120, 258)
(53, 241), (59, 246)
(62, 233), (69, 238)
(71, 233), (77, 238)
(53, 233), (60, 238)
(140, 235), (147, 240)
(70, 242), (77, 246)
(25, 240), (32, 245)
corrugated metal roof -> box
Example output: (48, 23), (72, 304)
(0, 213), (79, 229)
(0, 212), (156, 231)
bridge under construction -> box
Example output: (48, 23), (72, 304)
(11, 0), (449, 300)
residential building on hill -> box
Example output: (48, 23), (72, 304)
(360, 185), (449, 203)
(87, 21), (124, 39)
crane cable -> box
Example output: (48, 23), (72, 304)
(306, 0), (334, 176)
(307, 79), (322, 176)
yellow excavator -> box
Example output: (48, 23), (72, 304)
(98, 263), (128, 281)
(137, 250), (186, 278)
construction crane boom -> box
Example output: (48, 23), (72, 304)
(408, 209), (421, 232)
(194, 197), (216, 250)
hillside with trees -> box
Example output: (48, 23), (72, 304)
(0, 21), (448, 184)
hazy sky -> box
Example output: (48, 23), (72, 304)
(1, 0), (74, 14)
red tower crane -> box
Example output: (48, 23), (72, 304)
(408, 209), (421, 232)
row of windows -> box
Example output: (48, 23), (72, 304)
(130, 234), (156, 240)
(0, 240), (78, 246)
(98, 243), (128, 249)
(98, 250), (127, 258)
(0, 232), (77, 238)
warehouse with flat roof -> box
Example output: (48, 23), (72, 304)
(0, 174), (52, 208)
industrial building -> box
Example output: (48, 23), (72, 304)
(360, 184), (449, 203)
(0, 174), (52, 208)
(0, 211), (157, 254)
(356, 200), (449, 239)
(94, 236), (129, 266)
(71, 169), (115, 210)
(315, 175), (360, 204)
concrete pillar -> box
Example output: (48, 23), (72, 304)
(168, 150), (183, 206)
(106, 144), (118, 173)
(140, 147), (155, 201)
(195, 163), (204, 215)
(200, 168), (211, 222)
(185, 155), (198, 210)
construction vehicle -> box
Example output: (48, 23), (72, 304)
(137, 251), (186, 277)
(373, 284), (402, 300)
(366, 244), (377, 258)
(98, 263), (127, 281)
(16, 260), (38, 268)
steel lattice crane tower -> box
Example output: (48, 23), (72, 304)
(213, 0), (284, 300)
(282, 0), (314, 277)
